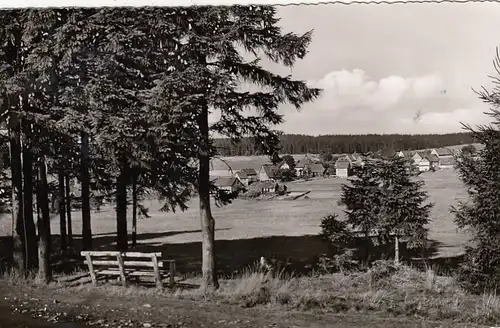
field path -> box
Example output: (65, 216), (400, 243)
(0, 281), (488, 328)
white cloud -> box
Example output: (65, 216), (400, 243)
(309, 69), (444, 113)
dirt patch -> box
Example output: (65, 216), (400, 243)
(0, 278), (492, 328)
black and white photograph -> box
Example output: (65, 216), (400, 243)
(0, 2), (499, 327)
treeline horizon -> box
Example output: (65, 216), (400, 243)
(214, 132), (477, 156)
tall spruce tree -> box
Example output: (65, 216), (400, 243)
(152, 6), (321, 289)
(451, 50), (500, 292)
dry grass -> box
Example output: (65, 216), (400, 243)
(4, 260), (499, 326)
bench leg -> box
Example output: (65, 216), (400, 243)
(169, 261), (176, 288)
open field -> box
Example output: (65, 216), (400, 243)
(0, 164), (470, 274)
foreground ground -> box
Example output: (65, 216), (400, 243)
(0, 263), (498, 328)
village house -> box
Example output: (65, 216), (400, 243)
(259, 164), (277, 182)
(431, 147), (454, 158)
(235, 168), (258, 186)
(213, 177), (244, 193)
(439, 157), (456, 169)
(396, 150), (414, 158)
(257, 181), (277, 194)
(294, 156), (314, 177)
(304, 163), (325, 177)
(427, 153), (440, 170)
(335, 158), (351, 178)
(431, 147), (455, 169)
(417, 153), (430, 172)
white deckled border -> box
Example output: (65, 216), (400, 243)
(1, 0), (442, 9)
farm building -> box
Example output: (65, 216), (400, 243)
(430, 147), (455, 169)
(439, 157), (456, 169)
(431, 147), (454, 158)
(417, 155), (430, 172)
(304, 163), (325, 177)
(294, 156), (314, 176)
(396, 150), (414, 158)
(335, 158), (351, 177)
(427, 154), (439, 169)
(213, 177), (244, 193)
(259, 181), (277, 194)
(235, 168), (258, 186)
(259, 164), (277, 182)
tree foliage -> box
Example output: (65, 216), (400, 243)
(336, 154), (432, 264)
(452, 50), (500, 293)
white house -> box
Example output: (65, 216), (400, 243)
(294, 156), (314, 176)
(335, 158), (351, 178)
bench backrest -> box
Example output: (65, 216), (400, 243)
(80, 251), (164, 269)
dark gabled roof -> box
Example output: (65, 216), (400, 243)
(213, 177), (238, 187)
(261, 164), (277, 178)
(236, 171), (248, 179)
(427, 154), (439, 162)
(305, 163), (325, 173)
(295, 157), (314, 168)
(335, 158), (350, 169)
(434, 148), (453, 156)
(240, 168), (257, 176)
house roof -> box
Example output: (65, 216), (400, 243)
(434, 148), (453, 156)
(260, 181), (277, 189)
(335, 158), (350, 169)
(295, 157), (314, 168)
(213, 177), (238, 187)
(427, 154), (439, 162)
(398, 150), (414, 157)
(305, 163), (325, 173)
(240, 168), (257, 176)
(236, 171), (248, 179)
(261, 164), (277, 178)
(440, 157), (456, 166)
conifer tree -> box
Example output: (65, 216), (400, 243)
(152, 6), (321, 289)
(377, 156), (433, 264)
(452, 49), (500, 292)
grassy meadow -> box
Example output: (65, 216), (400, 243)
(0, 155), (470, 275)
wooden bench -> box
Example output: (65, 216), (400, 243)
(81, 251), (176, 289)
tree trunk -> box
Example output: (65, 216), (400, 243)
(115, 167), (128, 251)
(80, 132), (92, 250)
(131, 173), (137, 248)
(394, 235), (400, 266)
(21, 122), (38, 272)
(64, 174), (73, 249)
(198, 102), (219, 290)
(57, 169), (67, 252)
(8, 117), (25, 272)
(37, 157), (52, 283)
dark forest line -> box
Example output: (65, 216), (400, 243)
(213, 132), (477, 156)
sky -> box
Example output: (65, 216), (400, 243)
(248, 3), (500, 135)
(2, 1), (498, 135)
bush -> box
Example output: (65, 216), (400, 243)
(318, 213), (357, 273)
(319, 213), (352, 252)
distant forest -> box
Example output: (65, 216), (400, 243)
(213, 133), (477, 156)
